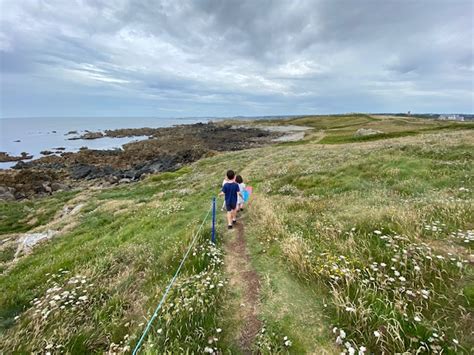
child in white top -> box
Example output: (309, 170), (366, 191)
(235, 175), (246, 211)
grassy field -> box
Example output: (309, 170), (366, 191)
(0, 115), (472, 353)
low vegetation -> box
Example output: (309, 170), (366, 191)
(0, 115), (472, 353)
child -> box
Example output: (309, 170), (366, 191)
(235, 175), (246, 212)
(219, 170), (241, 229)
(221, 175), (229, 211)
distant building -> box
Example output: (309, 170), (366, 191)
(438, 114), (464, 121)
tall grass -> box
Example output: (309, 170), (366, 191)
(245, 129), (473, 353)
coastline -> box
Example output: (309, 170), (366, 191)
(0, 122), (291, 200)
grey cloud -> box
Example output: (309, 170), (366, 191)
(0, 0), (473, 117)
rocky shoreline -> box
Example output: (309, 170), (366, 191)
(0, 122), (281, 200)
(0, 152), (33, 163)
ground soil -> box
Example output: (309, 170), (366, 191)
(224, 216), (262, 353)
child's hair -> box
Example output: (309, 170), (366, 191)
(226, 170), (235, 180)
(235, 175), (243, 184)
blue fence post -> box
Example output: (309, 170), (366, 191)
(211, 197), (216, 243)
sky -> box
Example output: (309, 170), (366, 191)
(0, 0), (473, 118)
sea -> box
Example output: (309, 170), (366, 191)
(0, 116), (212, 169)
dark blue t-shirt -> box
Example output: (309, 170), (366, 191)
(222, 182), (239, 206)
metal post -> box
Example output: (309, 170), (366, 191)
(211, 197), (216, 243)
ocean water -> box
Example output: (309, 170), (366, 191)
(0, 117), (210, 169)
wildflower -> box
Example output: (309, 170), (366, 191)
(348, 347), (355, 355)
(284, 340), (292, 347)
(414, 316), (422, 322)
(374, 230), (382, 235)
(204, 346), (214, 353)
(359, 346), (367, 354)
(340, 329), (346, 339)
(374, 330), (381, 338)
(157, 328), (163, 334)
(345, 307), (355, 313)
(216, 328), (222, 333)
(453, 339), (459, 345)
(414, 265), (421, 271)
(333, 327), (338, 334)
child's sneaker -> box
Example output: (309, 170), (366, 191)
(228, 225), (233, 230)
(232, 219), (237, 224)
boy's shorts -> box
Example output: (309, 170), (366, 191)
(225, 202), (237, 212)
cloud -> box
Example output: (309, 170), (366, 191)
(0, 0), (473, 117)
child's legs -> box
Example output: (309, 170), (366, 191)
(226, 211), (233, 226)
(231, 208), (237, 221)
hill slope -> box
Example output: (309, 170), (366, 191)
(0, 115), (472, 353)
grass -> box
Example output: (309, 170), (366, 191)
(0, 191), (78, 235)
(0, 115), (472, 353)
(239, 127), (473, 353)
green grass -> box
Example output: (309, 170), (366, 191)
(0, 116), (472, 353)
(239, 128), (473, 353)
(0, 191), (78, 235)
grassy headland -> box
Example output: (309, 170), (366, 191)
(0, 115), (472, 353)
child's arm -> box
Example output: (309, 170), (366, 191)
(219, 191), (224, 197)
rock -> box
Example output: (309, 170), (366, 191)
(69, 131), (104, 140)
(52, 130), (57, 133)
(15, 230), (58, 257)
(0, 152), (33, 162)
(40, 150), (54, 155)
(70, 164), (94, 179)
(65, 130), (78, 135)
(11, 161), (27, 169)
(106, 175), (119, 184)
(51, 182), (70, 191)
(42, 183), (52, 193)
(13, 140), (21, 143)
(119, 178), (131, 184)
(0, 186), (16, 200)
(82, 132), (104, 140)
(53, 147), (66, 150)
(354, 128), (383, 137)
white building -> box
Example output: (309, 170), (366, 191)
(438, 114), (465, 121)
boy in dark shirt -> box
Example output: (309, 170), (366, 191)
(219, 170), (241, 229)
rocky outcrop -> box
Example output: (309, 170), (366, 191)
(68, 131), (104, 140)
(0, 152), (33, 162)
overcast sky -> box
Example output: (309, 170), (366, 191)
(0, 0), (473, 118)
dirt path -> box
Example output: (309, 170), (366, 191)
(224, 217), (262, 353)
